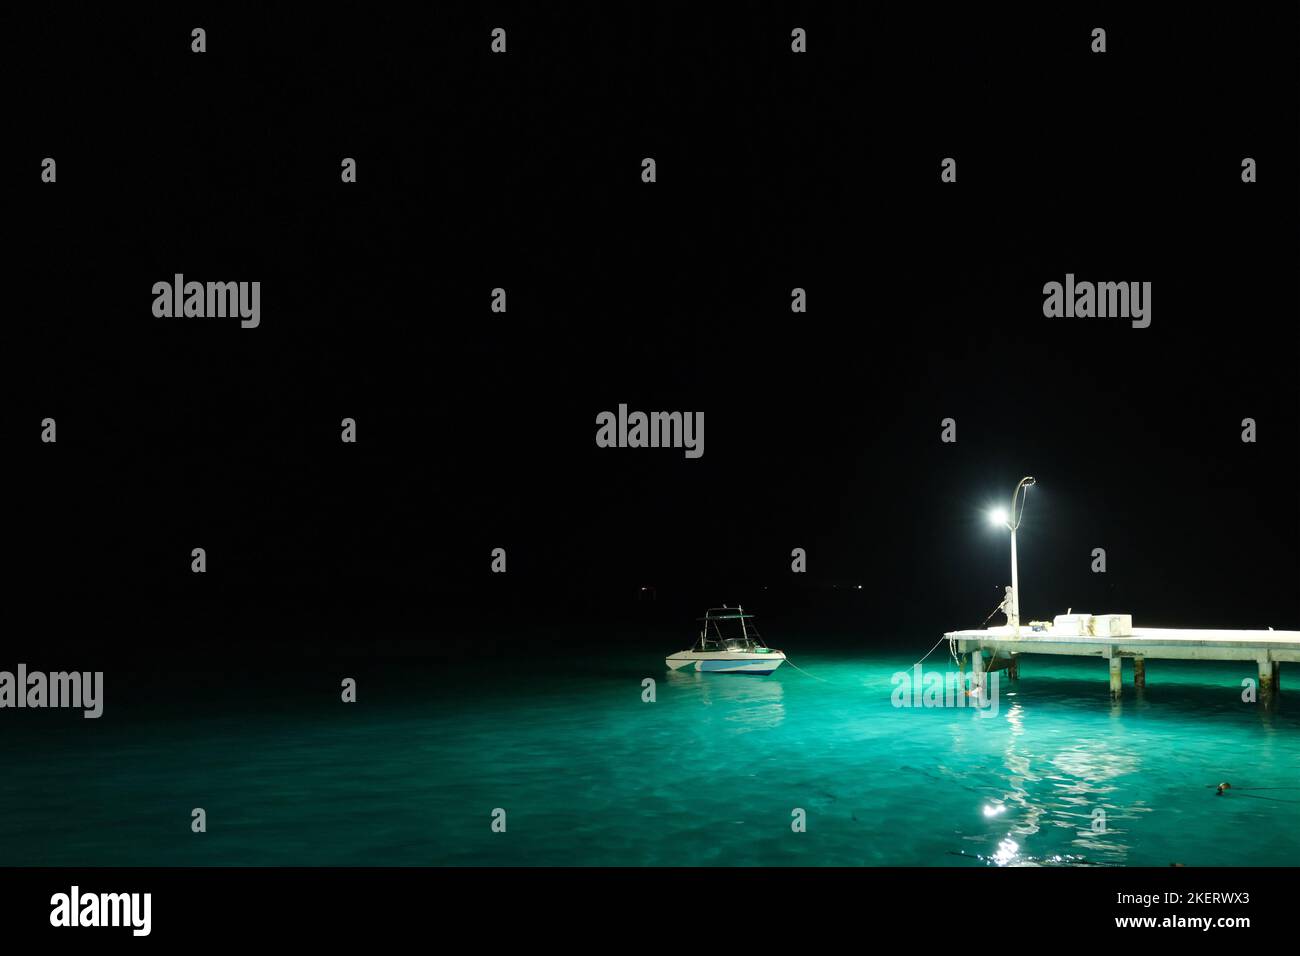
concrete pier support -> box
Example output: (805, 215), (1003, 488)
(1259, 657), (1275, 704)
(971, 648), (986, 698)
(947, 627), (1300, 709)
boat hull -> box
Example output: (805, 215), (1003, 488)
(665, 650), (785, 674)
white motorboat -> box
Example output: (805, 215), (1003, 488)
(666, 606), (786, 674)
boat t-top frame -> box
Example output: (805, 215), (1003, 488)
(694, 605), (766, 652)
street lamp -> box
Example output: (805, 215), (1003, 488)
(987, 477), (1035, 631)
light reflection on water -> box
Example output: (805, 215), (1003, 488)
(665, 668), (786, 731)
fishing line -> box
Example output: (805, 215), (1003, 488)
(1208, 783), (1300, 804)
(980, 595), (1007, 627)
(1233, 793), (1300, 804)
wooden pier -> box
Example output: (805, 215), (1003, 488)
(944, 624), (1300, 702)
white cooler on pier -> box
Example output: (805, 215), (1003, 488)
(1053, 613), (1093, 636)
(1090, 614), (1134, 637)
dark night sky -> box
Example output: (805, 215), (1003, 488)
(6, 5), (1297, 663)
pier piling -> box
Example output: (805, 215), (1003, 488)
(1259, 657), (1276, 705)
(948, 626), (1298, 707)
(971, 649), (986, 698)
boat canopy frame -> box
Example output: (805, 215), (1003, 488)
(694, 605), (766, 652)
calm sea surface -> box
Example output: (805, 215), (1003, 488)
(2, 643), (1297, 866)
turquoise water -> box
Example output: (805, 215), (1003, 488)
(2, 646), (1297, 866)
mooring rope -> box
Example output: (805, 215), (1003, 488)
(910, 635), (950, 670)
(781, 655), (832, 683)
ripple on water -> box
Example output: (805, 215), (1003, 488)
(0, 651), (1296, 865)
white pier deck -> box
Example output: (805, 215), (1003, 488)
(944, 624), (1300, 699)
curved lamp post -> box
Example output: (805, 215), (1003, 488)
(988, 476), (1036, 631)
